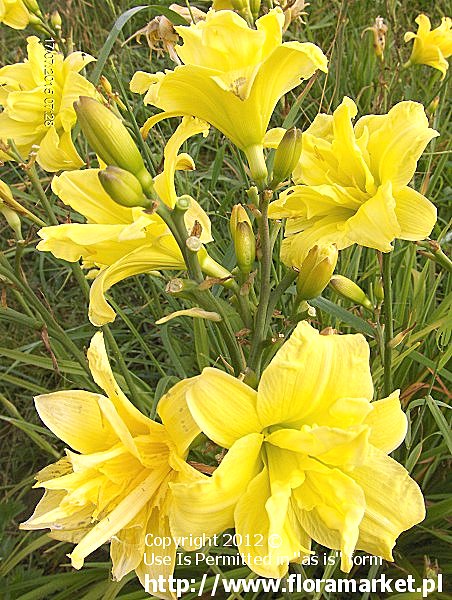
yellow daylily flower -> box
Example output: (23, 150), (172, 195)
(0, 36), (97, 171)
(130, 8), (327, 185)
(170, 322), (425, 579)
(268, 97), (438, 267)
(20, 332), (201, 599)
(0, 0), (30, 28)
(36, 118), (223, 326)
(404, 14), (452, 79)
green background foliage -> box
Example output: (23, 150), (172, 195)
(0, 0), (450, 598)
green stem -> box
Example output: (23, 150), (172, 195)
(382, 252), (393, 396)
(264, 268), (298, 332)
(157, 202), (245, 373)
(248, 189), (273, 374)
(27, 165), (58, 226)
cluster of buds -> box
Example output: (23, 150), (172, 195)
(230, 204), (256, 276)
(74, 96), (154, 207)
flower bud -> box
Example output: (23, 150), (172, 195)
(230, 204), (251, 240)
(329, 274), (373, 309)
(98, 166), (151, 209)
(271, 127), (303, 188)
(50, 10), (62, 30)
(245, 145), (268, 190)
(374, 277), (384, 304)
(23, 0), (41, 14)
(1, 205), (22, 239)
(296, 244), (338, 300)
(74, 96), (153, 194)
(230, 205), (255, 275)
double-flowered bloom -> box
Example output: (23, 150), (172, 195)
(20, 332), (201, 597)
(170, 322), (425, 578)
(404, 14), (452, 79)
(0, 36), (97, 171)
(37, 117), (219, 326)
(268, 97), (438, 267)
(130, 8), (327, 185)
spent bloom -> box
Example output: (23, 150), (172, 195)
(37, 117), (223, 326)
(0, 36), (97, 171)
(404, 14), (452, 79)
(170, 322), (425, 578)
(20, 332), (201, 597)
(268, 97), (438, 267)
(130, 8), (327, 186)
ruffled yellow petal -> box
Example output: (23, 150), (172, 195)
(352, 446), (425, 560)
(330, 97), (376, 194)
(34, 390), (118, 453)
(37, 223), (149, 265)
(110, 506), (149, 580)
(186, 367), (261, 448)
(37, 127), (85, 172)
(356, 102), (439, 190)
(157, 377), (200, 454)
(170, 433), (263, 544)
(364, 391), (407, 454)
(136, 509), (177, 600)
(69, 467), (169, 569)
(394, 186), (437, 241)
(153, 116), (209, 207)
(344, 182), (400, 252)
(267, 424), (370, 470)
(87, 331), (151, 433)
(294, 461), (366, 572)
(257, 322), (373, 429)
(88, 238), (185, 326)
(51, 169), (133, 224)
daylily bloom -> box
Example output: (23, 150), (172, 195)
(20, 332), (201, 598)
(130, 8), (327, 186)
(37, 117), (226, 326)
(170, 322), (425, 579)
(0, 0), (33, 29)
(404, 14), (452, 79)
(0, 36), (97, 171)
(268, 97), (438, 267)
(0, 0), (28, 28)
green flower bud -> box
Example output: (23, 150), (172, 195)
(23, 0), (41, 14)
(271, 127), (302, 188)
(74, 97), (153, 194)
(329, 274), (373, 309)
(296, 244), (338, 300)
(230, 204), (255, 275)
(98, 166), (151, 209)
(245, 145), (268, 190)
(1, 205), (22, 240)
(374, 277), (384, 304)
(50, 10), (62, 29)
